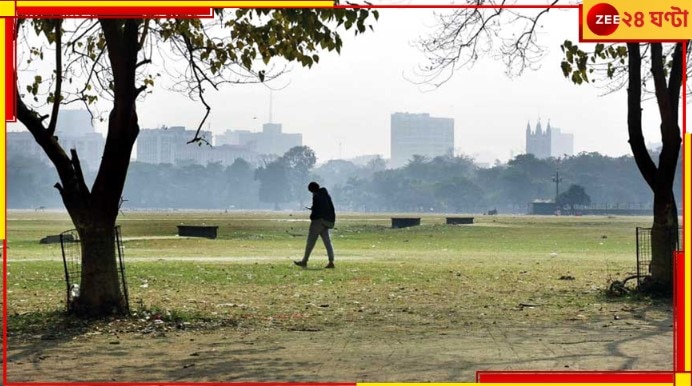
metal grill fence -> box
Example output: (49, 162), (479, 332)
(60, 226), (129, 314)
(635, 226), (682, 288)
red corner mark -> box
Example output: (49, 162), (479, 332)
(476, 371), (676, 383)
(16, 7), (214, 17)
(5, 19), (15, 122)
(675, 251), (686, 372)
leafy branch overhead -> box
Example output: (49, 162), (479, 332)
(560, 41), (690, 96)
(560, 41), (627, 85)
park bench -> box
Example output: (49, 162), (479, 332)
(177, 225), (218, 239)
(40, 234), (74, 244)
(391, 217), (421, 229)
(446, 217), (474, 225)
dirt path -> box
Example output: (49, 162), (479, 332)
(7, 313), (673, 382)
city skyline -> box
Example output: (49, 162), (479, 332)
(7, 106), (663, 167)
(9, 8), (685, 165)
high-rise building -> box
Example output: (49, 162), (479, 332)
(137, 126), (215, 165)
(550, 126), (574, 158)
(525, 120), (573, 159)
(7, 109), (105, 171)
(137, 126), (194, 164)
(390, 112), (454, 168)
(136, 126), (259, 166)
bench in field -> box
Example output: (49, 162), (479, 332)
(446, 217), (474, 225)
(177, 225), (218, 239)
(391, 217), (421, 229)
(40, 234), (75, 244)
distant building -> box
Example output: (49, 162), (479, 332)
(138, 126), (211, 165)
(55, 109), (94, 137)
(137, 126), (199, 164)
(550, 126), (574, 158)
(136, 126), (259, 166)
(57, 133), (106, 171)
(7, 109), (105, 171)
(7, 131), (45, 161)
(206, 144), (259, 166)
(525, 120), (573, 159)
(347, 154), (385, 167)
(216, 122), (302, 157)
(390, 112), (455, 168)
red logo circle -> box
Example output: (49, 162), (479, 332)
(586, 3), (620, 36)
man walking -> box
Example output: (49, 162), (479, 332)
(294, 181), (336, 269)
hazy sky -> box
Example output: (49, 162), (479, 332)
(9, 5), (688, 165)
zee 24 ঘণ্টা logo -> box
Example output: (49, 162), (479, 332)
(586, 2), (689, 37)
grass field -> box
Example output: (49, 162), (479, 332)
(5, 211), (674, 381)
(6, 210), (661, 332)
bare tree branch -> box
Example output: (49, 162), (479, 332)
(415, 0), (563, 88)
(626, 43), (656, 190)
(501, 1), (558, 74)
(16, 87), (78, 197)
(650, 44), (674, 137)
(667, 41), (688, 115)
(70, 148), (91, 196)
(181, 30), (212, 145)
(138, 19), (150, 50)
(47, 19), (63, 136)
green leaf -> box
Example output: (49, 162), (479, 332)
(607, 63), (615, 78)
(560, 61), (571, 77)
(594, 43), (604, 55)
(242, 54), (252, 70)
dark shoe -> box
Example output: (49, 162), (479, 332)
(325, 262), (335, 269)
(294, 260), (307, 268)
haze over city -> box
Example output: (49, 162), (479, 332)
(8, 6), (685, 165)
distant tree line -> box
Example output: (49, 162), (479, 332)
(7, 146), (681, 214)
(328, 152), (680, 214)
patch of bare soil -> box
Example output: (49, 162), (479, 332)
(7, 311), (673, 382)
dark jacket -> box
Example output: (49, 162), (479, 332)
(310, 187), (336, 224)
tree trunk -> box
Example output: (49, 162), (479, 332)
(62, 19), (141, 316)
(626, 42), (685, 296)
(75, 223), (125, 316)
(15, 19), (143, 317)
(645, 190), (679, 295)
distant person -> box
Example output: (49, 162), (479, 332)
(294, 181), (336, 269)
